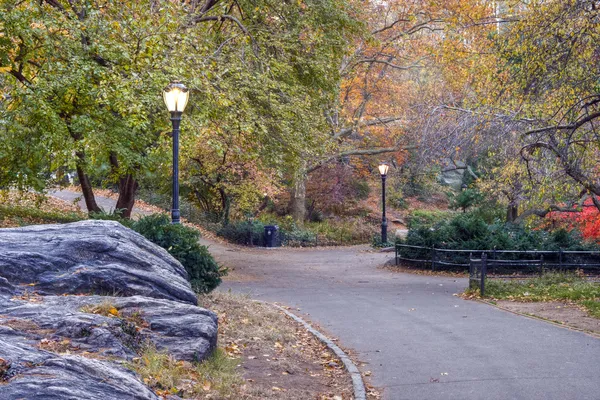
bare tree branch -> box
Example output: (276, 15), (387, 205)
(351, 58), (423, 71)
(514, 195), (592, 224)
(525, 110), (600, 135)
(190, 14), (259, 57)
(334, 116), (404, 140)
(372, 18), (410, 34)
(307, 145), (416, 174)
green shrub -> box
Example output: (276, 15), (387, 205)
(406, 209), (452, 230)
(280, 225), (316, 246)
(91, 213), (222, 293)
(217, 220), (265, 246)
(448, 188), (484, 213)
(131, 214), (222, 293)
(350, 179), (371, 200)
(89, 211), (135, 228)
(402, 210), (598, 253)
(371, 233), (394, 248)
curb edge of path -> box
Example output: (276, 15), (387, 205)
(476, 299), (600, 339)
(261, 302), (367, 400)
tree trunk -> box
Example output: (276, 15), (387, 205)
(218, 188), (231, 226)
(109, 152), (138, 219)
(506, 203), (519, 223)
(115, 174), (138, 219)
(75, 151), (102, 214)
(289, 172), (307, 222)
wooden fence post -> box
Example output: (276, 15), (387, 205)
(481, 253), (487, 297)
(431, 247), (436, 271)
(559, 249), (563, 272)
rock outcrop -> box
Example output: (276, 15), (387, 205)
(0, 220), (197, 305)
(0, 220), (218, 399)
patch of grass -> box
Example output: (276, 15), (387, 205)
(128, 344), (241, 398)
(0, 204), (84, 227)
(199, 292), (297, 346)
(469, 273), (600, 320)
(0, 357), (10, 382)
(80, 301), (120, 318)
(483, 273), (600, 302)
(581, 300), (600, 318)
(195, 348), (242, 396)
(0, 190), (85, 227)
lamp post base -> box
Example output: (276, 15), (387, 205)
(171, 209), (180, 224)
(381, 222), (388, 244)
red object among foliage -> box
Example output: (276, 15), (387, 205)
(546, 198), (600, 240)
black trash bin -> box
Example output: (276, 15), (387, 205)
(264, 225), (279, 248)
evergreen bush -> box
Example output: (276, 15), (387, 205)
(217, 220), (265, 246)
(132, 214), (222, 293)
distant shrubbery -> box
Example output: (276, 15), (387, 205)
(216, 214), (374, 247)
(216, 219), (317, 247)
(401, 209), (598, 252)
(92, 212), (223, 293)
(217, 220), (265, 246)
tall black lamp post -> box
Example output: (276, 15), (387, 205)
(378, 162), (390, 244)
(163, 82), (189, 224)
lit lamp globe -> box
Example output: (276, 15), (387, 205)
(163, 82), (189, 113)
(163, 81), (189, 224)
(378, 162), (390, 177)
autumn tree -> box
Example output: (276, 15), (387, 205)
(466, 0), (600, 221)
(0, 0), (361, 219)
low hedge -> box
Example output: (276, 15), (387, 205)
(402, 210), (598, 252)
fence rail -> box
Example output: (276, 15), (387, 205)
(395, 243), (600, 274)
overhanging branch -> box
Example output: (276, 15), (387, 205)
(334, 116), (404, 140)
(307, 145), (416, 174)
(525, 110), (600, 135)
(190, 14), (259, 56)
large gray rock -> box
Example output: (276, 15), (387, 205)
(0, 295), (217, 362)
(0, 220), (197, 305)
(0, 277), (15, 296)
(0, 220), (219, 399)
(440, 159), (466, 191)
(0, 344), (160, 400)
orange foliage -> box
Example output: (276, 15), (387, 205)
(546, 199), (600, 240)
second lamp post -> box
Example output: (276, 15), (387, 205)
(378, 162), (389, 244)
(163, 82), (190, 224)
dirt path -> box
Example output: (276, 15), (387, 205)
(50, 191), (600, 400)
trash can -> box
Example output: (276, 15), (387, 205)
(264, 225), (279, 248)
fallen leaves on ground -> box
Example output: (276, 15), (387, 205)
(199, 292), (359, 399)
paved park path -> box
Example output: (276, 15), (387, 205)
(51, 190), (600, 400)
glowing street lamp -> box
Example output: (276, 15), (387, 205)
(378, 162), (390, 244)
(163, 82), (189, 224)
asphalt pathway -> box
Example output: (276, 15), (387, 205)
(51, 190), (600, 400)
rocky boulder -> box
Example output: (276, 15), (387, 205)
(440, 158), (466, 191)
(0, 220), (197, 305)
(0, 221), (219, 399)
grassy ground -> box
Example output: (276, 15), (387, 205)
(0, 191), (84, 227)
(128, 292), (354, 399)
(467, 273), (600, 320)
